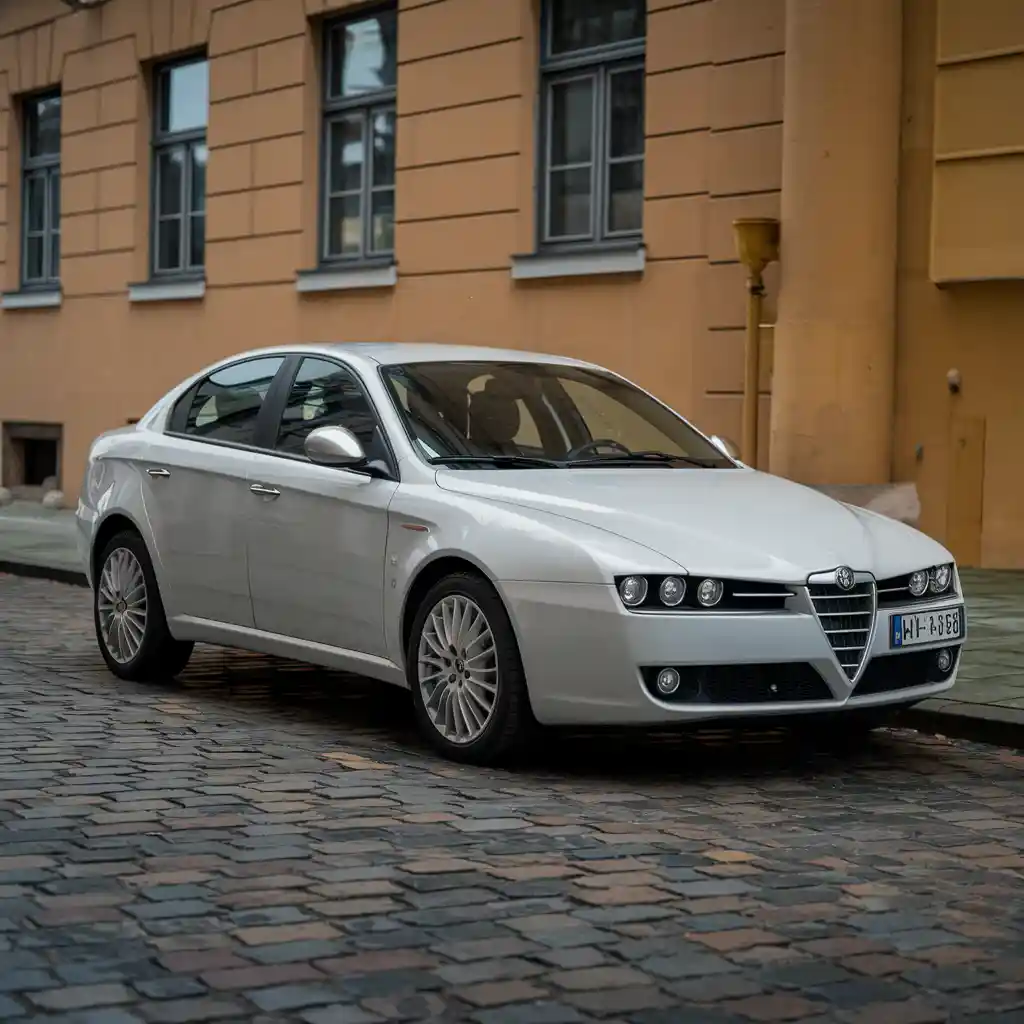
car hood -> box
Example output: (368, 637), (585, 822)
(435, 467), (950, 581)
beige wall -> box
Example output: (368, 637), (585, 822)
(0, 0), (784, 498)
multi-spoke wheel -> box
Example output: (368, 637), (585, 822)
(93, 530), (193, 681)
(407, 572), (534, 764)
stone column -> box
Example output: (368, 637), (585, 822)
(769, 0), (903, 485)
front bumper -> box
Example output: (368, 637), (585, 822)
(502, 579), (964, 726)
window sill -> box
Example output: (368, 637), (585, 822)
(128, 277), (206, 304)
(2, 287), (62, 310)
(296, 262), (397, 294)
(511, 243), (646, 281)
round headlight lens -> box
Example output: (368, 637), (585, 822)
(697, 578), (724, 608)
(619, 576), (648, 607)
(655, 668), (681, 695)
(929, 564), (952, 593)
(659, 576), (686, 607)
(908, 570), (929, 597)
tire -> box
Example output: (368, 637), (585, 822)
(93, 529), (193, 682)
(406, 571), (534, 765)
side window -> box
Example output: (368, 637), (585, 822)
(176, 356), (285, 446)
(276, 357), (379, 457)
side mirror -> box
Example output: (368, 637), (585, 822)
(304, 425), (365, 467)
(710, 434), (743, 462)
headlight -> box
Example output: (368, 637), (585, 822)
(929, 563), (952, 594)
(908, 569), (929, 597)
(696, 578), (724, 607)
(618, 575), (648, 607)
(659, 576), (686, 606)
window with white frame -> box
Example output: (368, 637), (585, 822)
(320, 6), (397, 264)
(152, 56), (208, 277)
(539, 0), (645, 247)
(21, 92), (62, 288)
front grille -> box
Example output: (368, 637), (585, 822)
(808, 580), (875, 679)
(853, 646), (961, 696)
(641, 663), (832, 704)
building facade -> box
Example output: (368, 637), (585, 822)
(0, 0), (1020, 567)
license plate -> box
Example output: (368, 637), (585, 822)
(890, 606), (964, 649)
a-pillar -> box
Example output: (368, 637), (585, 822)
(769, 0), (902, 485)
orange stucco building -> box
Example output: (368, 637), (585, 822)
(0, 0), (1020, 566)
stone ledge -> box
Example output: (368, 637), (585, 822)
(811, 481), (920, 527)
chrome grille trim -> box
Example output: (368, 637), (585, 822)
(807, 577), (877, 681)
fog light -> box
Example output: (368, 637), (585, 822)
(697, 578), (724, 607)
(908, 570), (929, 598)
(935, 648), (953, 674)
(619, 576), (648, 607)
(929, 564), (952, 594)
(656, 668), (681, 695)
(659, 576), (686, 606)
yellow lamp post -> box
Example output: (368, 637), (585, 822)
(732, 218), (780, 468)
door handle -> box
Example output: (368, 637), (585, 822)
(249, 483), (281, 498)
(146, 468), (171, 478)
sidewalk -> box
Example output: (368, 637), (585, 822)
(1, 500), (1022, 747)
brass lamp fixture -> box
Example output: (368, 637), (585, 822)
(732, 217), (780, 468)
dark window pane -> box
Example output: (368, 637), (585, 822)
(189, 213), (205, 268)
(329, 115), (364, 193)
(550, 77), (594, 166)
(160, 60), (209, 134)
(48, 170), (61, 225)
(371, 189), (394, 252)
(157, 148), (185, 217)
(548, 166), (591, 238)
(25, 235), (44, 281)
(50, 229), (60, 280)
(609, 68), (644, 158)
(191, 143), (207, 213)
(607, 159), (643, 233)
(25, 175), (45, 232)
(327, 11), (397, 99)
(276, 357), (379, 456)
(327, 194), (362, 257)
(184, 356), (286, 446)
(157, 218), (182, 271)
(372, 109), (395, 187)
(26, 95), (61, 159)
(550, 0), (644, 55)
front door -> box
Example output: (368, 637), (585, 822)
(245, 356), (399, 657)
(143, 353), (287, 627)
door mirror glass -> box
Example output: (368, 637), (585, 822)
(710, 434), (742, 461)
(304, 425), (365, 466)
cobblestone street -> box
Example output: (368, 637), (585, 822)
(1, 575), (1023, 1023)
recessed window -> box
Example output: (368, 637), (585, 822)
(21, 92), (62, 287)
(540, 0), (645, 247)
(321, 8), (397, 264)
(152, 57), (209, 276)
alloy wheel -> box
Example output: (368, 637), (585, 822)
(417, 594), (498, 744)
(97, 546), (148, 664)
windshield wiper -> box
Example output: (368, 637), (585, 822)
(429, 455), (562, 469)
(568, 450), (721, 468)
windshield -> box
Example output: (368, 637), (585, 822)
(380, 361), (733, 469)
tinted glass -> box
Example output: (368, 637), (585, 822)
(382, 362), (731, 467)
(26, 94), (61, 160)
(181, 356), (285, 445)
(550, 77), (594, 166)
(159, 59), (209, 134)
(276, 358), (380, 457)
(327, 11), (397, 99)
(549, 0), (644, 56)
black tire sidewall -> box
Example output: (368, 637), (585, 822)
(406, 573), (527, 762)
(93, 530), (174, 679)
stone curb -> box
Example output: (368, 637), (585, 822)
(0, 559), (88, 588)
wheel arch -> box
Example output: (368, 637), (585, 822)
(91, 511), (146, 585)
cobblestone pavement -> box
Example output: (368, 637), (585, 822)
(1, 576), (1024, 1024)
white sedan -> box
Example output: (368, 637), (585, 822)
(76, 343), (965, 764)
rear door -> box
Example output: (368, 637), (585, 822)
(142, 354), (287, 627)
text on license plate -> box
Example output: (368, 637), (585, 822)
(890, 606), (964, 648)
